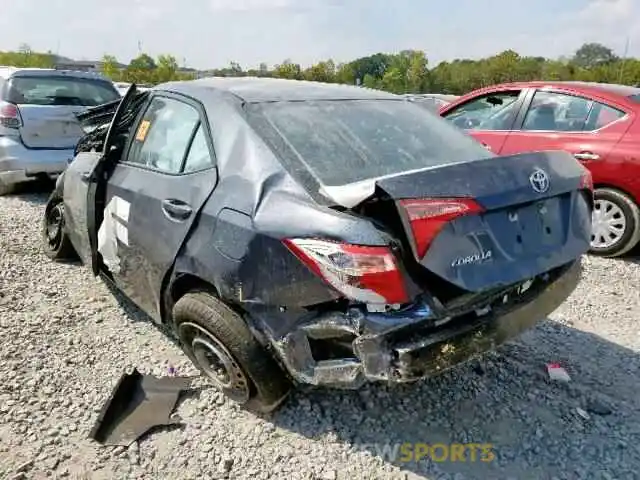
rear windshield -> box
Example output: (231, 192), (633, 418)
(246, 99), (492, 186)
(3, 75), (120, 107)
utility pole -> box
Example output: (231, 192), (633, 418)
(618, 36), (630, 83)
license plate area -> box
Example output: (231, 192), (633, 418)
(504, 194), (567, 251)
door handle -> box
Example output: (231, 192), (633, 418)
(161, 199), (193, 220)
(481, 142), (492, 151)
(573, 151), (600, 161)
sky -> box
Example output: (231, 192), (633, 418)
(0, 0), (639, 70)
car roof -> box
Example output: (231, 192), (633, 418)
(485, 81), (640, 100)
(159, 77), (400, 103)
(0, 66), (110, 81)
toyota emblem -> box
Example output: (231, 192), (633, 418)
(529, 168), (550, 194)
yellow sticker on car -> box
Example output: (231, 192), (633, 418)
(136, 120), (151, 142)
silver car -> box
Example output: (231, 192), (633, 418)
(405, 93), (460, 112)
(114, 81), (152, 96)
(0, 67), (120, 195)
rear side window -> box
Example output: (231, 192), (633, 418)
(521, 91), (625, 132)
(591, 104), (625, 129)
(3, 75), (120, 106)
(182, 125), (214, 173)
(247, 100), (492, 187)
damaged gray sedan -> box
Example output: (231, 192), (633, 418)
(41, 79), (593, 412)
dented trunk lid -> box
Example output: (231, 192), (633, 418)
(330, 150), (592, 293)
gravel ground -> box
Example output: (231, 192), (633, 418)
(1, 186), (639, 480)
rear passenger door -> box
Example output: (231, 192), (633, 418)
(440, 89), (528, 153)
(500, 89), (632, 163)
(99, 92), (218, 321)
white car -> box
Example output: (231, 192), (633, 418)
(405, 94), (460, 111)
(114, 82), (151, 96)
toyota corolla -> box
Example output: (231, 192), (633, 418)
(41, 79), (593, 412)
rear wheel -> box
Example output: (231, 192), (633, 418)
(589, 188), (640, 258)
(172, 291), (291, 413)
(42, 198), (77, 260)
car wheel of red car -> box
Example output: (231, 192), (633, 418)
(173, 291), (291, 413)
(590, 188), (640, 258)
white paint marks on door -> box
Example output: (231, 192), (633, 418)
(97, 195), (131, 274)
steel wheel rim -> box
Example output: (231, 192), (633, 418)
(46, 204), (64, 249)
(178, 322), (250, 402)
(591, 199), (626, 249)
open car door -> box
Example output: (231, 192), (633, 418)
(64, 84), (150, 275)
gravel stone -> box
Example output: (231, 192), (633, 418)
(1, 188), (639, 479)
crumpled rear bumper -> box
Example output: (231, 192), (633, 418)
(271, 259), (582, 388)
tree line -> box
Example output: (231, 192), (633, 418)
(1, 42), (639, 95)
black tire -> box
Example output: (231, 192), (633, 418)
(589, 187), (640, 258)
(41, 197), (77, 261)
(172, 291), (291, 413)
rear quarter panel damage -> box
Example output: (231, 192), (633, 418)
(165, 90), (392, 338)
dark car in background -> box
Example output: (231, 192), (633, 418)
(440, 81), (640, 257)
(0, 67), (120, 195)
(41, 79), (592, 412)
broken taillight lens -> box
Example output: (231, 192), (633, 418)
(0, 101), (22, 129)
(283, 238), (409, 304)
(400, 198), (485, 258)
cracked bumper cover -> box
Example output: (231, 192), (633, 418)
(273, 260), (582, 388)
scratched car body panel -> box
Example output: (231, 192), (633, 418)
(43, 79), (592, 408)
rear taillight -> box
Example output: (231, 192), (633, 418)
(400, 198), (484, 258)
(579, 170), (593, 191)
(283, 238), (409, 305)
(0, 101), (22, 128)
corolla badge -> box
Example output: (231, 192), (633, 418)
(529, 168), (550, 194)
(451, 249), (492, 267)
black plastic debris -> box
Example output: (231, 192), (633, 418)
(586, 397), (613, 416)
(89, 368), (194, 446)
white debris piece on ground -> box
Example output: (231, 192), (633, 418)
(1, 187), (640, 480)
(546, 363), (571, 382)
(576, 407), (591, 420)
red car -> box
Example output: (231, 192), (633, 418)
(439, 81), (640, 257)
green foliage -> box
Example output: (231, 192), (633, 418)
(0, 43), (54, 68)
(572, 43), (618, 69)
(100, 55), (121, 80)
(1, 42), (639, 93)
(273, 59), (303, 80)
